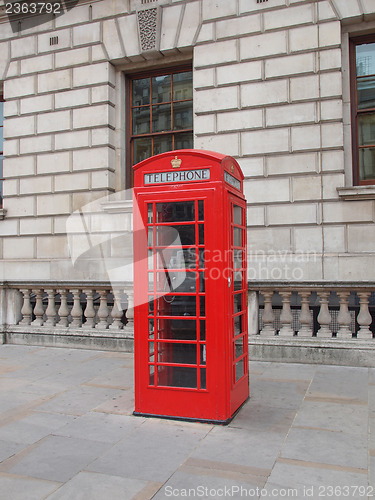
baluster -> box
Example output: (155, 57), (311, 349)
(31, 289), (44, 326)
(317, 291), (332, 338)
(44, 289), (56, 326)
(96, 290), (109, 329)
(248, 290), (259, 336)
(69, 289), (82, 328)
(336, 291), (352, 339)
(57, 289), (69, 327)
(83, 289), (96, 328)
(260, 291), (275, 336)
(19, 289), (33, 325)
(279, 291), (294, 337)
(357, 292), (373, 339)
(124, 290), (134, 336)
(297, 291), (313, 337)
(110, 289), (124, 330)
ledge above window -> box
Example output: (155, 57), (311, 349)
(337, 186), (375, 200)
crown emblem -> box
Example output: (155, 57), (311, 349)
(231, 164), (234, 173)
(171, 156), (182, 168)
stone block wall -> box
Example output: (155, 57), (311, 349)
(0, 0), (373, 283)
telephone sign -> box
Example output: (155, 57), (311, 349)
(133, 149), (249, 424)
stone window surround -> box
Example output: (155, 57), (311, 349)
(119, 53), (193, 191)
(0, 90), (3, 216)
(340, 19), (375, 200)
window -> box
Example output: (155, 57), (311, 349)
(0, 96), (3, 206)
(128, 66), (193, 186)
(350, 35), (375, 185)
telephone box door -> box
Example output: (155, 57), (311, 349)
(228, 194), (249, 415)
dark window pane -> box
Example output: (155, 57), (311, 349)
(0, 101), (3, 124)
(149, 341), (155, 361)
(200, 344), (206, 365)
(198, 200), (204, 220)
(234, 314), (243, 335)
(157, 342), (196, 364)
(234, 293), (242, 313)
(158, 295), (196, 317)
(132, 107), (150, 134)
(233, 227), (242, 246)
(156, 224), (195, 246)
(153, 134), (173, 155)
(173, 101), (193, 130)
(149, 364), (155, 385)
(200, 368), (206, 389)
(233, 249), (243, 269)
(200, 320), (206, 341)
(132, 78), (150, 106)
(235, 359), (245, 382)
(175, 131), (193, 150)
(356, 42), (375, 77)
(152, 104), (171, 132)
(200, 296), (205, 316)
(157, 365), (197, 388)
(156, 271), (196, 293)
(156, 248), (196, 270)
(152, 74), (171, 103)
(156, 201), (195, 222)
(149, 319), (155, 338)
(235, 336), (244, 360)
(157, 318), (197, 340)
(357, 76), (375, 110)
(149, 298), (154, 314)
(147, 204), (153, 223)
(133, 137), (152, 164)
(199, 224), (204, 245)
(199, 272), (205, 293)
(173, 71), (193, 100)
(233, 205), (242, 225)
(359, 147), (375, 180)
(358, 113), (375, 146)
(233, 271), (243, 291)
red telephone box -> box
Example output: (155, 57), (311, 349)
(133, 150), (248, 424)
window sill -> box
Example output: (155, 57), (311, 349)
(0, 209), (6, 220)
(337, 186), (375, 200)
(100, 199), (133, 213)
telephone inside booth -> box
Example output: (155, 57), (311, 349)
(133, 150), (248, 424)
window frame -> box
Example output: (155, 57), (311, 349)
(349, 34), (375, 186)
(0, 95), (3, 207)
(126, 64), (193, 188)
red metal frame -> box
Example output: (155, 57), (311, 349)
(133, 150), (248, 423)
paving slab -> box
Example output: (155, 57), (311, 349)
(8, 435), (111, 483)
(54, 412), (143, 444)
(44, 471), (156, 500)
(190, 426), (286, 470)
(265, 461), (368, 500)
(87, 418), (211, 482)
(280, 427), (368, 470)
(0, 473), (61, 500)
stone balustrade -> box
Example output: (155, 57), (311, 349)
(0, 282), (134, 350)
(248, 284), (375, 339)
(1, 281), (375, 363)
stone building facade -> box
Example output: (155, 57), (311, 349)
(0, 0), (374, 363)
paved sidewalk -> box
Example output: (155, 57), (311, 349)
(0, 344), (374, 500)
